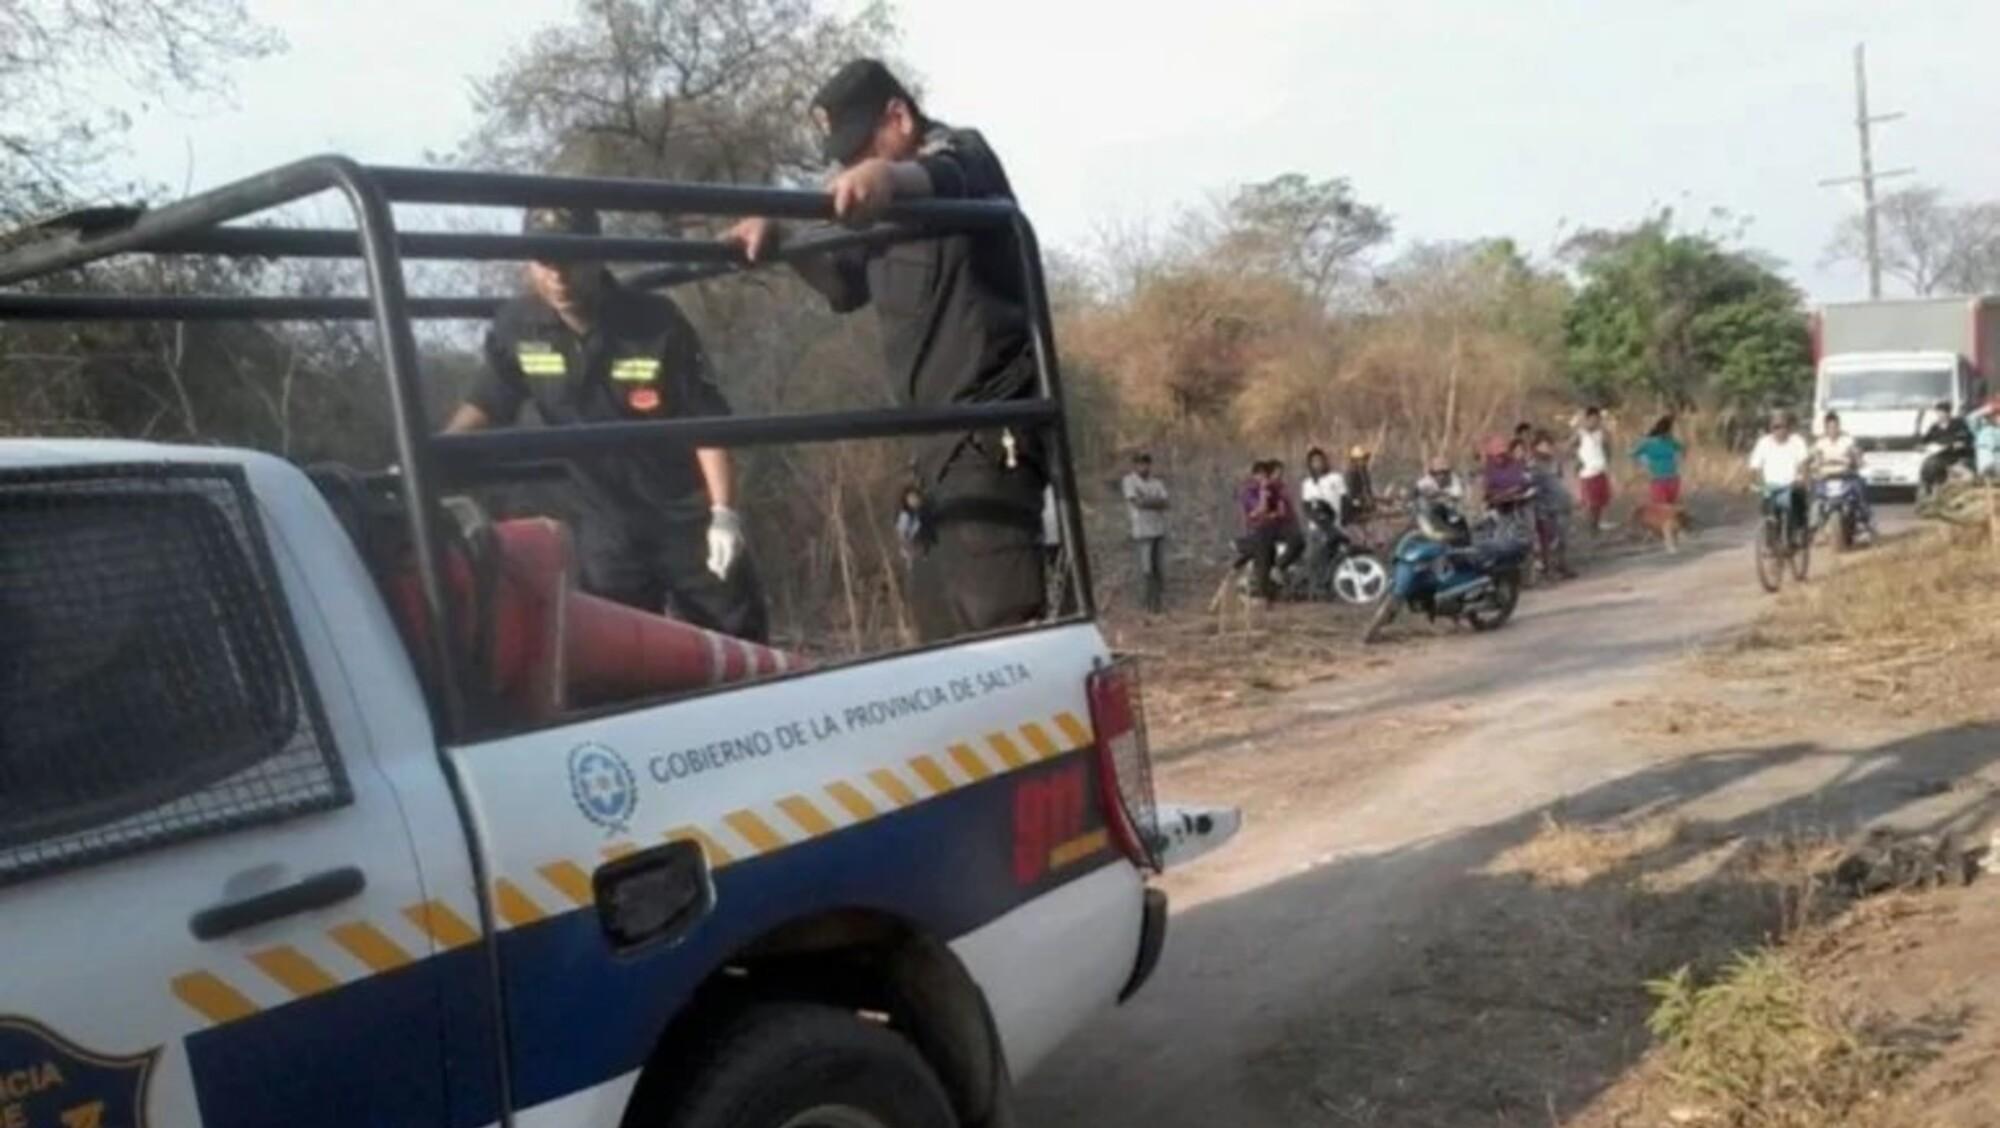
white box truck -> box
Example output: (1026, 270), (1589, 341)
(1810, 296), (2000, 489)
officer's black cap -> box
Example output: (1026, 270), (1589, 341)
(811, 59), (917, 167)
(522, 206), (602, 237)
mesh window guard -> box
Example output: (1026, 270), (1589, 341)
(0, 462), (350, 885)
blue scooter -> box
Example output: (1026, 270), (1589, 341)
(1362, 501), (1529, 644)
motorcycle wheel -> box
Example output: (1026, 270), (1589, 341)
(1465, 575), (1519, 632)
(1836, 511), (1855, 552)
(1361, 596), (1401, 644)
(1332, 553), (1389, 605)
(1754, 517), (1784, 594)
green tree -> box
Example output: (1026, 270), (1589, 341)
(1562, 213), (1808, 414)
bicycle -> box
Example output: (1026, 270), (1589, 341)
(1754, 482), (1811, 593)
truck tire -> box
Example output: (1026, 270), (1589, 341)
(655, 1004), (958, 1128)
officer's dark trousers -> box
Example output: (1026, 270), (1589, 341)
(581, 516), (770, 644)
(910, 436), (1047, 644)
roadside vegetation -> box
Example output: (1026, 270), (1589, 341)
(1722, 522), (2000, 722)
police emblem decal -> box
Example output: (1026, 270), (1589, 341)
(567, 743), (638, 835)
(0, 1015), (159, 1128)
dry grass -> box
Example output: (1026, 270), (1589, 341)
(1100, 600), (1373, 759)
(1270, 813), (1861, 1127)
(1717, 526), (2000, 719)
(1488, 811), (1688, 887)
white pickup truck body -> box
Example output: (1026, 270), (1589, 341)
(0, 438), (1233, 1128)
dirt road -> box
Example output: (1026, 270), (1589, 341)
(1016, 512), (1997, 1126)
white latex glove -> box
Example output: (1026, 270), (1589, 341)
(707, 505), (745, 580)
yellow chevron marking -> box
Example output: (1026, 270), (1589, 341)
(949, 742), (996, 782)
(494, 879), (549, 927)
(539, 861), (594, 907)
(172, 971), (259, 1024)
(908, 755), (955, 796)
(1019, 722), (1063, 761)
(248, 945), (340, 998)
(868, 769), (920, 808)
(778, 795), (837, 838)
(725, 810), (787, 854)
(600, 842), (640, 861)
(403, 900), (479, 949)
(1055, 711), (1093, 748)
(987, 731), (1031, 768)
(1050, 829), (1110, 869)
(825, 780), (880, 821)
(666, 825), (736, 867)
(328, 921), (414, 973)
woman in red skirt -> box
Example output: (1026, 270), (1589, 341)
(1631, 413), (1685, 505)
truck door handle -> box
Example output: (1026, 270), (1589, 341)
(190, 866), (367, 941)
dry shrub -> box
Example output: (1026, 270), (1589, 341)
(1488, 812), (1686, 887)
(1721, 526), (2000, 716)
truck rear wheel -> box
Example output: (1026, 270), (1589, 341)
(656, 1004), (958, 1128)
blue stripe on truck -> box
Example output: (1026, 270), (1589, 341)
(182, 749), (1114, 1127)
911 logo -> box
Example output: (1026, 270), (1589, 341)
(567, 742), (638, 836)
(1012, 764), (1089, 885)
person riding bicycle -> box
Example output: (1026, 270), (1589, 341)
(1811, 410), (1875, 539)
(1749, 409), (1811, 545)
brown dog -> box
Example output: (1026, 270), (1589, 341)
(1628, 502), (1691, 553)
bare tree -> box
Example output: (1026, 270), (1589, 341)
(1196, 173), (1392, 307)
(0, 0), (281, 217)
(457, 0), (899, 190)
(1823, 185), (2000, 296)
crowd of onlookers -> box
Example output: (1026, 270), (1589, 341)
(888, 406), (1711, 615)
(887, 396), (2000, 620)
(1105, 406), (1703, 611)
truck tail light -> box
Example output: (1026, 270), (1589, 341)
(1087, 656), (1161, 872)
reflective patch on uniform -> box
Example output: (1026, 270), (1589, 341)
(610, 357), (661, 383)
(517, 342), (567, 379)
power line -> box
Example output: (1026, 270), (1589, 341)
(1818, 42), (1914, 299)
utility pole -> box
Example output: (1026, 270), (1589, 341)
(1820, 43), (1914, 299)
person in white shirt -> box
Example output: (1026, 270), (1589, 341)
(1748, 409), (1812, 536)
(1297, 446), (1349, 586)
(1570, 406), (1613, 534)
(1120, 451), (1170, 613)
(1415, 455), (1466, 503)
(1298, 446), (1347, 523)
(1812, 410), (1875, 536)
(894, 485), (926, 566)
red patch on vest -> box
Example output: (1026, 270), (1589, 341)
(627, 386), (661, 412)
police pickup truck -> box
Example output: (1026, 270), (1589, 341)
(0, 158), (1238, 1128)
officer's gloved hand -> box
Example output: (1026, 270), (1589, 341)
(707, 506), (745, 580)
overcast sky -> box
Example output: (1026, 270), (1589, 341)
(115, 0), (2000, 303)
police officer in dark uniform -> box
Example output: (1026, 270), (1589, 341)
(724, 58), (1046, 643)
(443, 206), (769, 643)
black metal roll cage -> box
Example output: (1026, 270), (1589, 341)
(0, 154), (1096, 742)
